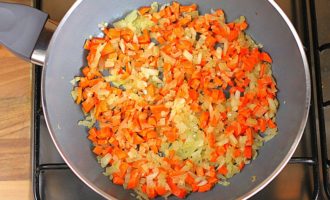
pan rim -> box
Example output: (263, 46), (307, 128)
(41, 0), (311, 199)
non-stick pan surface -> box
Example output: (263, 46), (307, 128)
(41, 0), (310, 199)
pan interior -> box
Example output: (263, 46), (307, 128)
(42, 0), (309, 199)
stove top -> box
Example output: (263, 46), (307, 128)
(31, 0), (330, 199)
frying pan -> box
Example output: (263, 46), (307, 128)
(0, 0), (310, 199)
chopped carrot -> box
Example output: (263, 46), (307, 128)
(228, 30), (239, 41)
(200, 112), (210, 129)
(216, 146), (226, 157)
(260, 52), (273, 63)
(75, 87), (83, 104)
(113, 176), (124, 185)
(244, 146), (252, 159)
(93, 146), (103, 156)
(196, 166), (204, 176)
(138, 6), (151, 15)
(259, 118), (267, 132)
(150, 104), (169, 114)
(180, 4), (197, 13)
(233, 149), (241, 158)
(146, 186), (157, 198)
(101, 42), (115, 56)
(167, 178), (187, 199)
(268, 119), (277, 129)
(121, 28), (134, 42)
(106, 28), (121, 39)
(246, 128), (253, 146)
(156, 185), (167, 196)
(164, 130), (177, 142)
(98, 127), (112, 138)
(82, 97), (96, 113)
(240, 21), (248, 30)
(82, 66), (90, 77)
(146, 130), (158, 139)
(146, 84), (155, 97)
(260, 63), (266, 77)
(188, 89), (199, 100)
(133, 134), (145, 144)
(126, 169), (141, 189)
(218, 166), (228, 175)
(84, 40), (91, 50)
(198, 183), (212, 192)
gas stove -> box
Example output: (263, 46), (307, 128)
(31, 0), (330, 199)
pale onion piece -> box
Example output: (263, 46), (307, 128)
(238, 135), (247, 147)
(110, 38), (120, 47)
(171, 51), (182, 58)
(206, 126), (214, 134)
(159, 118), (166, 126)
(158, 18), (171, 26)
(268, 97), (277, 112)
(229, 54), (239, 66)
(127, 50), (136, 56)
(151, 74), (163, 83)
(246, 118), (258, 126)
(91, 81), (107, 94)
(216, 47), (223, 59)
(71, 89), (77, 101)
(128, 148), (138, 159)
(197, 179), (208, 187)
(128, 93), (144, 102)
(216, 137), (229, 147)
(141, 67), (159, 79)
(235, 90), (241, 100)
(78, 118), (95, 128)
(100, 153), (112, 168)
(160, 3), (170, 10)
(208, 103), (214, 121)
(136, 80), (148, 90)
(142, 49), (153, 59)
(90, 43), (106, 69)
(161, 111), (168, 117)
(264, 128), (277, 142)
(161, 52), (176, 65)
(97, 89), (110, 100)
(119, 39), (125, 53)
(196, 52), (202, 64)
(147, 42), (155, 49)
(146, 170), (159, 183)
(133, 34), (139, 44)
(70, 77), (81, 85)
(152, 46), (160, 57)
(229, 134), (238, 145)
(183, 11), (199, 18)
(150, 2), (159, 13)
(105, 160), (121, 175)
(104, 75), (117, 83)
(183, 50), (193, 62)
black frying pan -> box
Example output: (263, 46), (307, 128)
(0, 0), (310, 199)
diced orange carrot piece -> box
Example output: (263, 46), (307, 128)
(260, 52), (273, 63)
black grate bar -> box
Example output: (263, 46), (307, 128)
(37, 163), (69, 171)
(319, 43), (330, 52)
(301, 0), (320, 198)
(323, 101), (330, 108)
(289, 157), (316, 165)
(327, 160), (330, 168)
(309, 0), (330, 198)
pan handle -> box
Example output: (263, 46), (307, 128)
(0, 3), (50, 66)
